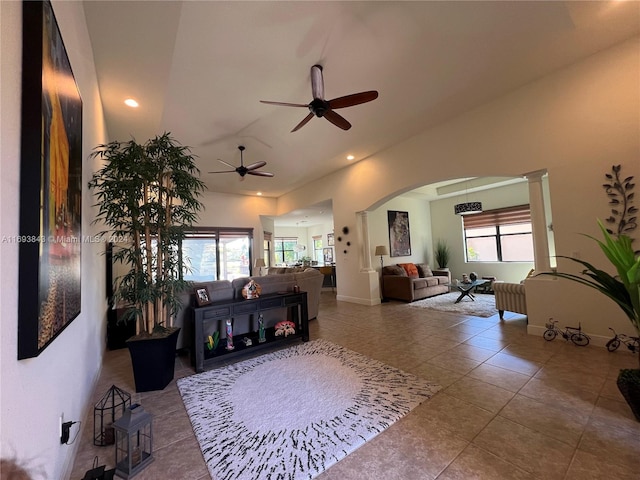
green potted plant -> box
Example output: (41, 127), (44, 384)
(541, 165), (639, 420)
(89, 133), (205, 392)
(435, 239), (451, 269)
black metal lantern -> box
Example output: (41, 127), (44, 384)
(94, 385), (131, 446)
(113, 404), (153, 478)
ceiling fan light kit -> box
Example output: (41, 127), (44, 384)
(261, 64), (379, 132)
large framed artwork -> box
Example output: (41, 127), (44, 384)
(18, 1), (83, 359)
(387, 210), (411, 257)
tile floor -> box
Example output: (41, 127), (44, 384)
(70, 292), (640, 479)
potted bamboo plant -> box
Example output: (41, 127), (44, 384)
(541, 165), (639, 420)
(89, 133), (205, 392)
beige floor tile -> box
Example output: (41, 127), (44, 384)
(437, 444), (535, 480)
(473, 416), (575, 480)
(499, 394), (588, 447)
(564, 449), (639, 480)
(467, 363), (531, 392)
(485, 352), (543, 376)
(69, 293), (639, 479)
(463, 335), (508, 352)
(444, 376), (515, 414)
(448, 343), (497, 363)
(427, 350), (482, 375)
(519, 378), (599, 414)
(416, 392), (494, 440)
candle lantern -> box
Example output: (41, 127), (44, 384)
(94, 385), (131, 446)
(113, 404), (153, 478)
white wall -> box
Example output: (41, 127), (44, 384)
(368, 196), (432, 268)
(276, 37), (640, 339)
(1, 1), (108, 477)
(429, 181), (535, 283)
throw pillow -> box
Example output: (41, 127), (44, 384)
(415, 263), (433, 278)
(399, 263), (419, 279)
(383, 265), (406, 276)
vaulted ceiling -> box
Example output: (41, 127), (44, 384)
(83, 1), (640, 201)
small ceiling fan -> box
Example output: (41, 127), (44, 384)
(261, 64), (378, 132)
(208, 145), (274, 180)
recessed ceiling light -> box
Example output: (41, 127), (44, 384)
(256, 192), (262, 196)
(124, 98), (139, 108)
(346, 155), (355, 161)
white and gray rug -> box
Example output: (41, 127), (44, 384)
(408, 292), (498, 317)
(177, 339), (440, 480)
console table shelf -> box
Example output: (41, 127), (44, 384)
(191, 291), (309, 373)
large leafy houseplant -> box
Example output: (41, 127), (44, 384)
(89, 133), (205, 338)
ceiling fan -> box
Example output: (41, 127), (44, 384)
(208, 145), (274, 180)
(261, 64), (378, 132)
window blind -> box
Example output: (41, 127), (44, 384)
(463, 204), (531, 229)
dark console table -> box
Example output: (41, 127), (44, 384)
(191, 291), (309, 373)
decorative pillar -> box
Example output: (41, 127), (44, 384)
(525, 169), (551, 273)
(357, 211), (374, 272)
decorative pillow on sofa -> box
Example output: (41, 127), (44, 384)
(415, 263), (433, 278)
(398, 263), (419, 279)
(382, 265), (406, 276)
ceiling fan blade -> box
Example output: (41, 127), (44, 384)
(324, 110), (351, 130)
(291, 112), (314, 132)
(247, 170), (274, 177)
(328, 91), (379, 109)
(311, 64), (325, 100)
(260, 100), (308, 108)
(208, 170), (237, 174)
(218, 158), (236, 169)
(245, 161), (267, 171)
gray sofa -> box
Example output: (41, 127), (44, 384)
(382, 263), (450, 302)
(173, 268), (324, 349)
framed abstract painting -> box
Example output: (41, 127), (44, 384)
(387, 210), (411, 257)
(18, 1), (83, 359)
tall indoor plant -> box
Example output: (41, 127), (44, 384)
(89, 133), (205, 391)
(542, 165), (639, 420)
(435, 239), (451, 269)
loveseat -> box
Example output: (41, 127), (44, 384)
(173, 268), (324, 349)
(382, 263), (450, 302)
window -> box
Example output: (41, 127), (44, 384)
(182, 228), (253, 281)
(463, 205), (534, 262)
(312, 236), (323, 263)
(263, 231), (272, 268)
(274, 237), (298, 265)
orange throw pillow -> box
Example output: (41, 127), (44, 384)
(398, 263), (419, 279)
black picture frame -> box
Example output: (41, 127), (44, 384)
(387, 210), (411, 257)
(195, 287), (212, 307)
(18, 1), (83, 359)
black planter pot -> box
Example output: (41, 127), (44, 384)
(616, 368), (640, 422)
(127, 328), (180, 393)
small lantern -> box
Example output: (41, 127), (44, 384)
(113, 404), (153, 478)
(94, 385), (131, 446)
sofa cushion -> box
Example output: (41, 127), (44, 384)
(383, 265), (406, 276)
(415, 263), (433, 278)
(412, 278), (429, 289)
(398, 263), (419, 279)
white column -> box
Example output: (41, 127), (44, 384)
(357, 210), (374, 272)
(525, 170), (551, 272)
